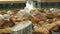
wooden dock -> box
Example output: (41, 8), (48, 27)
(0, 0), (26, 4)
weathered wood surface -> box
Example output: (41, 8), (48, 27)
(0, 0), (26, 4)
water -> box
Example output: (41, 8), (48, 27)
(40, 2), (60, 9)
(0, 3), (26, 10)
(0, 2), (60, 10)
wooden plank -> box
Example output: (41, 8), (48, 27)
(0, 0), (26, 4)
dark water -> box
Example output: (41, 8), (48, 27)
(40, 2), (60, 9)
(0, 3), (26, 10)
(0, 2), (60, 10)
(34, 2), (60, 9)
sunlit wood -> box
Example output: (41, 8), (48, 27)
(0, 0), (26, 4)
